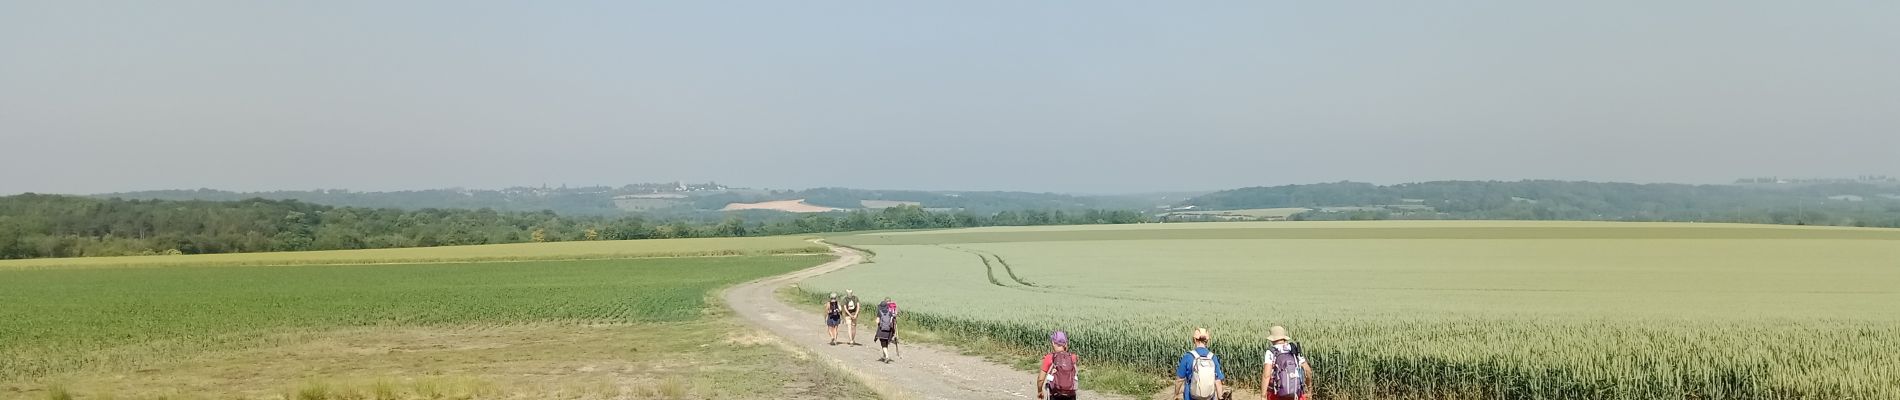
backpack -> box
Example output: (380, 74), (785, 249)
(1188, 349), (1218, 400)
(876, 308), (896, 331)
(1267, 344), (1304, 397)
(1049, 351), (1079, 392)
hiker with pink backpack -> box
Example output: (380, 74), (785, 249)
(1260, 326), (1313, 400)
(875, 297), (900, 362)
(1037, 330), (1081, 400)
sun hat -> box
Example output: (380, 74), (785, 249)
(1192, 327), (1211, 343)
(829, 292), (837, 298)
(1266, 326), (1291, 342)
(1051, 330), (1069, 345)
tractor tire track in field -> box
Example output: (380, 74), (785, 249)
(979, 253), (1009, 287)
(988, 254), (1038, 287)
(943, 246), (1038, 288)
(723, 242), (1132, 400)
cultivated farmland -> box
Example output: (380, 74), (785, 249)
(0, 236), (872, 399)
(810, 221), (1900, 399)
(0, 236), (825, 270)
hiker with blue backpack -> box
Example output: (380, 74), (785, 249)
(1176, 328), (1228, 400)
(1038, 330), (1080, 400)
(1261, 326), (1314, 400)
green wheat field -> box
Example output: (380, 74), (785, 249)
(810, 221), (1900, 400)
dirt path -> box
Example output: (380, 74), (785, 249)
(723, 244), (1135, 400)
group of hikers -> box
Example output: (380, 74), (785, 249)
(1040, 327), (1312, 400)
(824, 290), (1313, 400)
(824, 290), (902, 362)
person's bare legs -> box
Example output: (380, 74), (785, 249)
(847, 315), (859, 345)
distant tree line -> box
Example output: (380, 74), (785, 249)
(1185, 181), (1900, 227)
(90, 187), (632, 216)
(97, 186), (1156, 217)
(0, 194), (1148, 259)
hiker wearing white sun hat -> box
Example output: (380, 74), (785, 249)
(1261, 326), (1313, 400)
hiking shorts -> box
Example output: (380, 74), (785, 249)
(878, 338), (893, 348)
(1048, 391), (1077, 400)
(826, 314), (841, 327)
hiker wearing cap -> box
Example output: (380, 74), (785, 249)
(825, 292), (842, 345)
(842, 289), (863, 345)
(1176, 328), (1227, 400)
(875, 297), (900, 362)
(1038, 330), (1081, 400)
(1261, 326), (1314, 400)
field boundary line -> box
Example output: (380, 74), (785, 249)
(0, 252), (832, 270)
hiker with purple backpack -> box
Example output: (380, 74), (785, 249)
(1260, 326), (1314, 400)
(1038, 330), (1081, 400)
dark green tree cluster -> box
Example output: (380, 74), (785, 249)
(99, 186), (1128, 216)
(0, 195), (1148, 260)
(92, 187), (630, 216)
(1187, 181), (1900, 227)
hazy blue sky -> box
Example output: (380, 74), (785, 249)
(3, 1), (1896, 194)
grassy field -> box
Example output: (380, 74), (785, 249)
(810, 221), (1900, 400)
(1, 238), (874, 400)
(0, 236), (827, 270)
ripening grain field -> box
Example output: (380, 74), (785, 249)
(0, 236), (831, 389)
(811, 221), (1900, 400)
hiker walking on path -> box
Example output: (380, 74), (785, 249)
(843, 289), (863, 345)
(875, 297), (900, 362)
(1261, 326), (1314, 400)
(825, 292), (842, 345)
(1038, 330), (1081, 400)
(1176, 328), (1227, 400)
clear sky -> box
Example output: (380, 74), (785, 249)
(3, 1), (1896, 195)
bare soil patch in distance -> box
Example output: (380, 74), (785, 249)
(720, 199), (844, 213)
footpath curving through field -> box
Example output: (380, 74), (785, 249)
(724, 243), (1132, 400)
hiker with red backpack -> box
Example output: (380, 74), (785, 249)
(875, 297), (900, 362)
(1260, 326), (1314, 400)
(1038, 330), (1082, 400)
(1176, 328), (1227, 400)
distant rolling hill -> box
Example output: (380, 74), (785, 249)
(1178, 180), (1900, 227)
